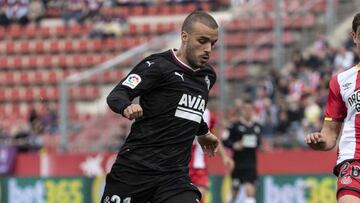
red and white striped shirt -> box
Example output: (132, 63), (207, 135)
(325, 64), (360, 164)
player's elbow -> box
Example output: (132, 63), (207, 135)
(106, 94), (120, 113)
(323, 141), (337, 151)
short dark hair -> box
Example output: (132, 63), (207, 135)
(181, 10), (218, 33)
(352, 12), (360, 32)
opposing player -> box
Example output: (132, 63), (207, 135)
(189, 108), (234, 203)
(223, 99), (261, 203)
(305, 12), (360, 203)
(102, 11), (220, 203)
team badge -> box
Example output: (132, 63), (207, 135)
(341, 175), (352, 184)
(122, 74), (142, 89)
(205, 75), (210, 90)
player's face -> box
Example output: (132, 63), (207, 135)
(183, 22), (218, 68)
(242, 103), (254, 121)
(352, 26), (360, 56)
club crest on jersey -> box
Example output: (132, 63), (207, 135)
(341, 175), (352, 184)
(122, 74), (142, 89)
(205, 75), (210, 90)
(175, 94), (206, 123)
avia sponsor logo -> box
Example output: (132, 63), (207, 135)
(175, 94), (205, 123)
(347, 90), (360, 112)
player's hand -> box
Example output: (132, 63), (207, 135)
(123, 104), (143, 120)
(233, 141), (243, 151)
(198, 133), (219, 157)
(304, 132), (326, 150)
(223, 155), (235, 172)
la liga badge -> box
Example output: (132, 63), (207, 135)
(122, 74), (142, 89)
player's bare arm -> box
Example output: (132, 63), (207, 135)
(213, 132), (234, 171)
(305, 120), (342, 151)
(217, 143), (234, 172)
(198, 132), (219, 157)
(123, 104), (143, 120)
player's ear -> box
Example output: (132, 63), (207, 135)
(181, 31), (188, 44)
(351, 31), (357, 44)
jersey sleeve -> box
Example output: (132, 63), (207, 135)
(324, 75), (347, 122)
(223, 123), (240, 148)
(256, 124), (262, 148)
(196, 118), (209, 136)
(107, 58), (162, 115)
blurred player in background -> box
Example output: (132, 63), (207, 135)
(190, 108), (234, 203)
(223, 99), (261, 203)
(103, 11), (220, 203)
(305, 12), (360, 203)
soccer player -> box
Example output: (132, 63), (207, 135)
(223, 99), (261, 203)
(305, 12), (360, 203)
(102, 11), (220, 203)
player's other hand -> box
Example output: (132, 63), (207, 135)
(304, 132), (326, 150)
(223, 155), (235, 172)
(198, 133), (219, 157)
(233, 141), (243, 151)
(123, 104), (143, 120)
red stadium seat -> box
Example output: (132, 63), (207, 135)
(5, 41), (15, 54)
(147, 5), (158, 16)
(25, 25), (37, 38)
(49, 40), (59, 53)
(55, 26), (66, 37)
(160, 4), (171, 16)
(0, 89), (5, 101)
(132, 5), (145, 16)
(64, 40), (74, 52)
(9, 25), (22, 38)
(40, 26), (51, 38)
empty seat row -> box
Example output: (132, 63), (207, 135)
(126, 23), (178, 36)
(0, 22), (177, 39)
(0, 37), (150, 54)
(0, 86), (100, 101)
(235, 0), (325, 14)
(0, 24), (92, 39)
(0, 54), (116, 69)
(0, 102), (77, 119)
(92, 2), (211, 17)
(226, 14), (316, 32)
(0, 69), (124, 85)
(210, 48), (271, 64)
(225, 31), (295, 47)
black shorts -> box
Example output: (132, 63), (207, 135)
(231, 168), (257, 188)
(101, 168), (201, 203)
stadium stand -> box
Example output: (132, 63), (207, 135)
(1, 0), (356, 153)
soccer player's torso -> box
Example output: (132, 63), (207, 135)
(332, 65), (360, 163)
(116, 50), (216, 172)
(232, 121), (261, 167)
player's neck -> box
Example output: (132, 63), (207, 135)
(240, 117), (254, 126)
(174, 49), (198, 71)
(175, 49), (189, 65)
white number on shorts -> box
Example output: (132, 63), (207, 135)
(110, 195), (131, 203)
(111, 195), (121, 203)
(352, 166), (360, 177)
(123, 197), (131, 203)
